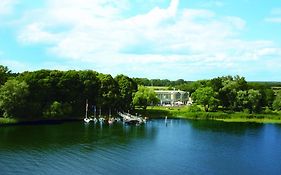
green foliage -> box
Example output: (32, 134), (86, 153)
(188, 75), (271, 113)
(191, 87), (219, 112)
(264, 106), (274, 114)
(132, 77), (191, 87)
(133, 86), (160, 110)
(247, 89), (262, 113)
(236, 89), (262, 113)
(187, 105), (203, 112)
(98, 74), (119, 109)
(43, 101), (72, 118)
(10, 68), (136, 118)
(263, 89), (275, 108)
(273, 92), (281, 111)
(0, 79), (29, 118)
(115, 74), (137, 110)
(0, 65), (11, 85)
(218, 75), (247, 109)
(0, 64), (280, 121)
(236, 90), (248, 110)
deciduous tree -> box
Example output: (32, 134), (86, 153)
(133, 86), (159, 110)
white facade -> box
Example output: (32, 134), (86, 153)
(155, 90), (190, 106)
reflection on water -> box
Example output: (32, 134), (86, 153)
(189, 119), (263, 135)
(0, 119), (281, 175)
(0, 122), (157, 151)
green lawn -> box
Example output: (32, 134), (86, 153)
(135, 106), (281, 124)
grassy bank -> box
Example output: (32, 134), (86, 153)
(0, 117), (82, 125)
(0, 118), (19, 125)
(135, 106), (281, 124)
(2, 106), (281, 125)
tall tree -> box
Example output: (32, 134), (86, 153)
(273, 92), (281, 111)
(98, 74), (119, 110)
(219, 75), (248, 110)
(0, 65), (11, 85)
(133, 86), (159, 110)
(0, 79), (29, 118)
(191, 87), (219, 112)
(236, 90), (249, 111)
(247, 89), (262, 113)
(115, 74), (137, 110)
(79, 70), (100, 106)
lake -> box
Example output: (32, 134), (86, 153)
(0, 119), (281, 175)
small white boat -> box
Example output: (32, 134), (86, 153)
(84, 99), (90, 123)
(108, 118), (115, 124)
(99, 117), (105, 123)
(93, 117), (98, 123)
(115, 117), (121, 122)
(84, 117), (91, 123)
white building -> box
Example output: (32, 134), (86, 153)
(155, 90), (190, 106)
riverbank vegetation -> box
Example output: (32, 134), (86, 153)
(136, 106), (281, 123)
(1, 64), (281, 124)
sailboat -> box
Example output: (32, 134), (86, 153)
(84, 99), (92, 123)
(93, 105), (98, 123)
(108, 107), (114, 124)
(98, 107), (105, 123)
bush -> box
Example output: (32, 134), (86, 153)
(243, 108), (250, 114)
(43, 101), (72, 118)
(187, 105), (203, 112)
(263, 107), (274, 114)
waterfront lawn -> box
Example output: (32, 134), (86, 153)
(135, 106), (281, 123)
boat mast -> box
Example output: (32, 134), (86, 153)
(93, 105), (96, 118)
(85, 99), (88, 119)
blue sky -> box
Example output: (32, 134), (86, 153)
(1, 0), (281, 81)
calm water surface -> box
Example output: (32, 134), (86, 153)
(1, 119), (281, 175)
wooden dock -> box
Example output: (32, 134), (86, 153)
(118, 112), (146, 124)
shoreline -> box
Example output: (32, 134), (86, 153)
(2, 107), (281, 125)
(0, 117), (82, 126)
(135, 106), (281, 124)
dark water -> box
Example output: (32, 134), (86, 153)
(1, 119), (281, 175)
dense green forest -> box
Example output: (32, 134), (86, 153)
(0, 65), (137, 119)
(188, 76), (278, 113)
(1, 64), (281, 122)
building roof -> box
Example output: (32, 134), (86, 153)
(155, 90), (187, 93)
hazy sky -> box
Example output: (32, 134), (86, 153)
(1, 0), (281, 81)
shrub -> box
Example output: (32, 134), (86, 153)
(43, 101), (72, 118)
(187, 105), (203, 112)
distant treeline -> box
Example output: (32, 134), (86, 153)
(1, 64), (281, 120)
(132, 78), (281, 90)
(132, 78), (192, 87)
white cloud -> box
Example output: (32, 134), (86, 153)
(15, 0), (281, 79)
(0, 0), (18, 15)
(265, 17), (281, 23)
(265, 8), (281, 23)
(270, 8), (281, 15)
(18, 23), (63, 44)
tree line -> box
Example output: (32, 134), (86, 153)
(132, 78), (191, 87)
(188, 75), (281, 113)
(0, 65), (137, 119)
(1, 64), (281, 120)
